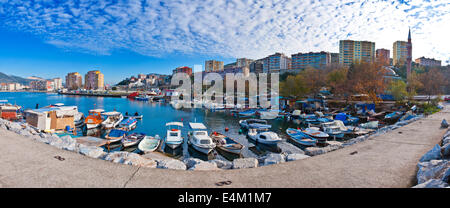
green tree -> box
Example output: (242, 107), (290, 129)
(388, 80), (407, 101)
(280, 74), (310, 99)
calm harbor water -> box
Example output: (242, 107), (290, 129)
(1, 92), (305, 161)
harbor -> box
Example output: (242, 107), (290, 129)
(0, 102), (447, 187)
(1, 91), (445, 167)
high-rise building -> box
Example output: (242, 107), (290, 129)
(393, 41), (408, 66)
(339, 40), (375, 66)
(262, 53), (291, 73)
(291, 51), (331, 71)
(236, 58), (254, 67)
(65, 72), (83, 90)
(376, 49), (390, 65)
(249, 60), (264, 74)
(415, 57), (441, 67)
(205, 60), (224, 72)
(172, 66), (192, 76)
(330, 53), (339, 65)
(85, 70), (104, 90)
(52, 78), (63, 90)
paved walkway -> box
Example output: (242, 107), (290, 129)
(0, 105), (448, 188)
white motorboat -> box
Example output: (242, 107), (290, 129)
(84, 109), (105, 129)
(101, 111), (123, 129)
(321, 121), (345, 139)
(138, 135), (161, 153)
(247, 129), (282, 145)
(164, 122), (184, 149)
(187, 122), (216, 154)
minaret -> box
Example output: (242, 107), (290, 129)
(406, 28), (412, 79)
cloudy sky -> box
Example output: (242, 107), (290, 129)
(0, 0), (449, 83)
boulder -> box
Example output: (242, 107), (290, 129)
(103, 151), (129, 163)
(412, 179), (449, 188)
(419, 144), (442, 162)
(304, 147), (326, 156)
(263, 153), (285, 166)
(188, 161), (219, 171)
(0, 123), (7, 130)
(211, 159), (233, 169)
(157, 159), (187, 170)
(183, 158), (204, 169)
(7, 122), (22, 131)
(443, 136), (450, 146)
(18, 129), (32, 137)
(442, 143), (450, 157)
(286, 153), (310, 162)
(442, 168), (450, 183)
(417, 160), (450, 184)
(232, 158), (258, 169)
(79, 145), (106, 159)
(122, 153), (157, 168)
(39, 132), (48, 138)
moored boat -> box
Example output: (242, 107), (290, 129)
(101, 111), (123, 129)
(105, 129), (128, 143)
(247, 128), (282, 145)
(187, 122), (216, 154)
(238, 109), (256, 117)
(239, 119), (271, 130)
(302, 128), (329, 143)
(122, 132), (146, 147)
(285, 128), (317, 146)
(85, 109), (105, 129)
(138, 135), (161, 153)
(321, 121), (345, 139)
(118, 117), (137, 131)
(210, 132), (244, 155)
(164, 122), (184, 149)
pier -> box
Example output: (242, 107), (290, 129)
(0, 104), (448, 188)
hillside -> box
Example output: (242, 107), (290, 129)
(0, 72), (33, 85)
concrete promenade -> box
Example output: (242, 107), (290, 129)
(0, 105), (448, 188)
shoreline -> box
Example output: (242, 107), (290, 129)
(0, 104), (447, 187)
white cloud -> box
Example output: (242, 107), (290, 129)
(0, 0), (449, 64)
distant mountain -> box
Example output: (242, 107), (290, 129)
(0, 72), (33, 85)
(26, 76), (45, 80)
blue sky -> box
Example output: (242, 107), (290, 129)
(0, 0), (449, 84)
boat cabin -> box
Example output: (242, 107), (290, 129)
(25, 106), (79, 132)
(0, 104), (21, 120)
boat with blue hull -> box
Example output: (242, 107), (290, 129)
(239, 119), (271, 130)
(285, 128), (318, 146)
(118, 117), (137, 131)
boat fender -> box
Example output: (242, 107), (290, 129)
(225, 127), (229, 132)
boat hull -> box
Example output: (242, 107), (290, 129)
(247, 135), (280, 145)
(85, 123), (100, 129)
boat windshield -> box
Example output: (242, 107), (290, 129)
(195, 131), (206, 136)
(169, 132), (178, 137)
(200, 139), (211, 144)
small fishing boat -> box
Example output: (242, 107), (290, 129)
(359, 121), (379, 129)
(239, 119), (271, 130)
(101, 111), (123, 129)
(135, 94), (151, 101)
(105, 129), (128, 143)
(302, 128), (329, 143)
(187, 122), (216, 154)
(210, 132), (244, 155)
(247, 129), (282, 145)
(124, 114), (143, 119)
(238, 109), (256, 117)
(321, 121), (345, 139)
(85, 109), (105, 129)
(285, 128), (317, 146)
(118, 117), (137, 131)
(165, 122), (184, 149)
(122, 132), (146, 148)
(138, 135), (161, 153)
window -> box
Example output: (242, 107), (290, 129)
(200, 140), (210, 144)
